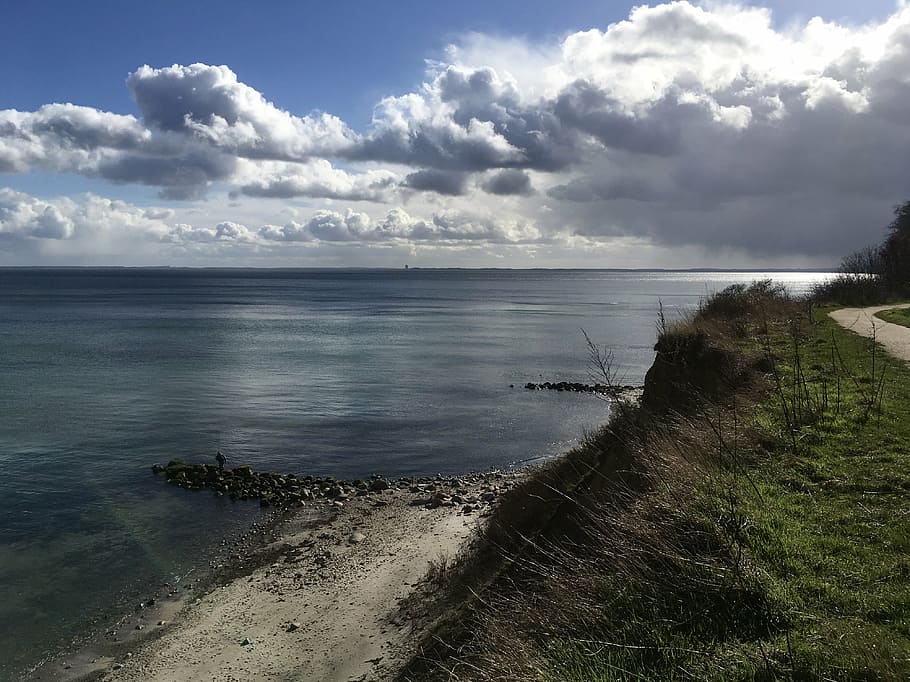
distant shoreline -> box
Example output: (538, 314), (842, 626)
(0, 266), (838, 273)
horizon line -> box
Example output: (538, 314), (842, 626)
(0, 266), (839, 273)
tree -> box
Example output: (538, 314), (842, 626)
(840, 245), (882, 278)
(880, 200), (910, 294)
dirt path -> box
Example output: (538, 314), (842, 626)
(829, 303), (910, 362)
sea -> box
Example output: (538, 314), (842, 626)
(0, 268), (833, 678)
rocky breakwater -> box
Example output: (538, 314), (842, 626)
(152, 459), (520, 514)
(524, 380), (640, 396)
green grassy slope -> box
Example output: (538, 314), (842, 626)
(876, 306), (910, 328)
(401, 289), (910, 681)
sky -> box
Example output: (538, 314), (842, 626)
(1, 0), (908, 267)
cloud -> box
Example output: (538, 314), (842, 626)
(548, 174), (663, 202)
(402, 169), (469, 195)
(0, 188), (172, 246)
(0, 189), (75, 239)
(0, 104), (147, 175)
(257, 206), (542, 244)
(6, 3), (910, 263)
(96, 145), (237, 198)
(481, 169), (534, 196)
(127, 64), (357, 160)
(169, 220), (257, 243)
(236, 160), (397, 201)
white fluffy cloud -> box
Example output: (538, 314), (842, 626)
(0, 189), (179, 266)
(127, 64), (356, 160)
(0, 187), (543, 265)
(258, 207), (542, 244)
(234, 159), (398, 201)
(0, 189), (76, 239)
(4, 2), (910, 263)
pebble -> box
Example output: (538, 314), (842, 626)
(152, 461), (523, 516)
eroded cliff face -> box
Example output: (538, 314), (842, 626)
(641, 328), (737, 414)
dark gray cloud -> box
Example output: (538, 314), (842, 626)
(481, 169), (533, 196)
(548, 175), (662, 202)
(346, 65), (579, 172)
(95, 147), (237, 197)
(553, 82), (683, 156)
(402, 169), (469, 195)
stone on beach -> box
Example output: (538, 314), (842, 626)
(151, 459), (523, 517)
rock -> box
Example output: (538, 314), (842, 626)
(462, 505), (474, 514)
(481, 491), (497, 502)
(241, 637), (252, 646)
(349, 532), (366, 544)
(286, 622), (301, 632)
(428, 491), (451, 508)
(368, 478), (390, 492)
(234, 465), (254, 479)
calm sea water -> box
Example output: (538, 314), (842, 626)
(0, 268), (831, 678)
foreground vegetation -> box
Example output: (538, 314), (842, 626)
(401, 283), (910, 680)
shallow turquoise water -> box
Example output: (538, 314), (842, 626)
(0, 268), (832, 678)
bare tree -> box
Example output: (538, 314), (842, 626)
(840, 245), (882, 278)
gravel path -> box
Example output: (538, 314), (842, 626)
(829, 303), (910, 362)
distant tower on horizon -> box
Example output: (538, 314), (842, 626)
(404, 264), (409, 270)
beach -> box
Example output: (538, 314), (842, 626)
(1, 269), (832, 679)
(32, 472), (519, 681)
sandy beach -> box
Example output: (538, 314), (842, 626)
(32, 474), (517, 682)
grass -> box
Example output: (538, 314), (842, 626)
(400, 285), (910, 681)
(733, 308), (910, 678)
(876, 306), (910, 329)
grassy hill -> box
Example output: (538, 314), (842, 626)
(399, 283), (910, 681)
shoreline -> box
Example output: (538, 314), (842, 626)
(30, 470), (522, 682)
(26, 506), (292, 682)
